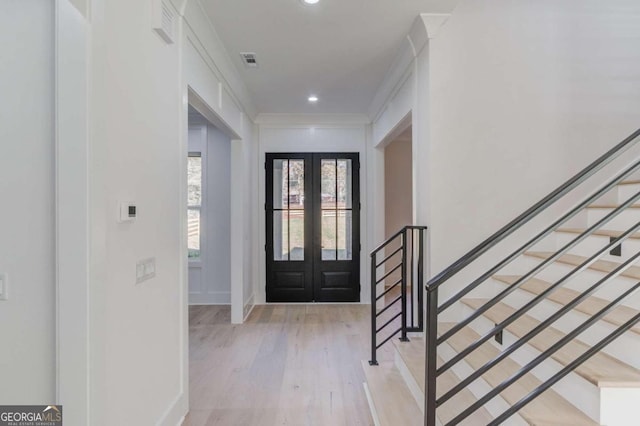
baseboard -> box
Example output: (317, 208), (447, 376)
(243, 293), (255, 321)
(155, 391), (187, 426)
(363, 382), (381, 426)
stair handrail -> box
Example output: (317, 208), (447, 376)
(369, 225), (427, 366)
(427, 128), (640, 291)
(423, 128), (640, 426)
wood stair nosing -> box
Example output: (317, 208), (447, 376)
(587, 204), (640, 209)
(556, 227), (640, 240)
(439, 322), (598, 426)
(493, 274), (640, 335)
(525, 250), (640, 280)
(462, 298), (640, 388)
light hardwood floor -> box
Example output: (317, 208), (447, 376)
(183, 304), (396, 426)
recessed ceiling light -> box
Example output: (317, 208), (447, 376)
(308, 95), (319, 103)
(302, 0), (320, 4)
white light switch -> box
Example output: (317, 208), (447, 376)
(0, 273), (8, 300)
(136, 258), (156, 284)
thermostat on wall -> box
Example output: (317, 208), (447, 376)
(118, 202), (137, 223)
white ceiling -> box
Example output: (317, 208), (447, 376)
(202, 0), (455, 115)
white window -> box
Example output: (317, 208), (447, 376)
(188, 152), (202, 261)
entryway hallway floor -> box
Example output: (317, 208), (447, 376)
(183, 304), (395, 426)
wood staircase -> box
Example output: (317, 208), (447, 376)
(363, 178), (640, 425)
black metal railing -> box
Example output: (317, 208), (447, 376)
(423, 128), (640, 425)
(369, 225), (427, 366)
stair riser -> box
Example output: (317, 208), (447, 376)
(437, 342), (529, 426)
(617, 183), (640, 201)
(586, 207), (640, 231)
(597, 188), (621, 205)
(394, 351), (424, 412)
(555, 232), (640, 263)
(519, 255), (640, 308)
(460, 304), (601, 422)
(601, 387), (640, 426)
(495, 282), (640, 370)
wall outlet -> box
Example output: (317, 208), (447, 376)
(136, 258), (156, 284)
(0, 273), (8, 300)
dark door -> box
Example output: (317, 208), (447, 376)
(266, 153), (360, 302)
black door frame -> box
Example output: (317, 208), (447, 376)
(265, 152), (361, 303)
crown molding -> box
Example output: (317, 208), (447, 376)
(421, 13), (451, 40)
(255, 113), (370, 126)
(181, 0), (258, 121)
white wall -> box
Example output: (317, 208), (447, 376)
(427, 0), (640, 301)
(82, 0), (259, 423)
(243, 119), (258, 318)
(385, 137), (413, 238)
(88, 0), (183, 421)
(255, 115), (370, 303)
(187, 120), (232, 305)
(181, 0), (258, 325)
(206, 124), (231, 303)
(0, 0), (55, 404)
(55, 1), (90, 423)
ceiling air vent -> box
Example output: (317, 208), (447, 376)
(240, 52), (259, 68)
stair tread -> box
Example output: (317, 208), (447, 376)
(462, 298), (640, 387)
(525, 250), (640, 280)
(392, 339), (494, 425)
(439, 323), (598, 425)
(557, 228), (640, 240)
(361, 360), (422, 426)
(494, 275), (640, 335)
(587, 204), (640, 209)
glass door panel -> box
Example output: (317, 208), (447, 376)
(272, 159), (305, 261)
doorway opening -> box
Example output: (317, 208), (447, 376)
(265, 153), (361, 302)
(374, 125), (416, 337)
(384, 125), (413, 240)
(187, 106), (232, 307)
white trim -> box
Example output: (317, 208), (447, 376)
(419, 13), (451, 40)
(243, 293), (255, 321)
(188, 87), (241, 139)
(367, 39), (415, 122)
(155, 391), (187, 426)
(55, 2), (90, 426)
(181, 0), (257, 121)
(363, 383), (381, 426)
(375, 112), (412, 149)
(255, 113), (370, 126)
(230, 139), (245, 323)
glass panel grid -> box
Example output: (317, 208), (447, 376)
(321, 158), (353, 261)
(289, 160), (304, 210)
(273, 158), (305, 262)
(187, 154), (202, 207)
(188, 208), (201, 260)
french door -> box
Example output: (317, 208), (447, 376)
(266, 153), (360, 302)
